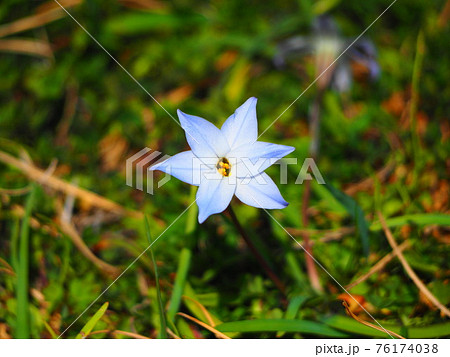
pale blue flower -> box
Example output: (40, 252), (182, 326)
(150, 97), (294, 223)
(274, 15), (380, 92)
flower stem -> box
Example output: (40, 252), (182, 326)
(301, 180), (323, 293)
(227, 206), (286, 295)
(301, 89), (324, 293)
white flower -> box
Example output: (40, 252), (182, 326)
(150, 97), (294, 223)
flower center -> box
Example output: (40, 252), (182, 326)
(216, 157), (231, 177)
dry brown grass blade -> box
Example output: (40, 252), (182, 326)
(88, 329), (151, 339)
(59, 219), (120, 278)
(182, 295), (215, 326)
(0, 150), (142, 219)
(439, 0), (450, 28)
(55, 85), (78, 146)
(286, 226), (355, 246)
(176, 312), (231, 339)
(0, 257), (15, 276)
(342, 300), (405, 339)
(0, 0), (82, 38)
(0, 38), (53, 58)
(0, 257), (14, 271)
(377, 211), (450, 318)
(56, 179), (119, 278)
(344, 162), (394, 195)
(346, 240), (411, 290)
(166, 327), (181, 339)
(0, 267), (16, 276)
(11, 204), (59, 238)
(119, 0), (168, 11)
(0, 185), (31, 196)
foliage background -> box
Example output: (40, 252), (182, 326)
(0, 0), (449, 338)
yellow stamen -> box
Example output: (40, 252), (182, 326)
(216, 157), (231, 177)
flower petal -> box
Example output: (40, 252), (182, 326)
(221, 97), (258, 149)
(149, 151), (214, 186)
(229, 141), (295, 178)
(178, 109), (230, 158)
(332, 62), (352, 93)
(235, 172), (288, 209)
(196, 175), (236, 223)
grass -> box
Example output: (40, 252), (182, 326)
(0, 0), (449, 339)
(15, 184), (36, 339)
(145, 216), (167, 339)
(167, 248), (191, 323)
(75, 302), (109, 339)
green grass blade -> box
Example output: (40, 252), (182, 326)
(182, 283), (220, 325)
(176, 317), (196, 339)
(167, 248), (191, 322)
(216, 319), (348, 337)
(406, 322), (450, 338)
(185, 185), (198, 235)
(370, 213), (450, 231)
(285, 252), (309, 289)
(410, 30), (425, 167)
(106, 12), (207, 36)
(43, 321), (58, 339)
(277, 295), (309, 337)
(325, 183), (370, 256)
(182, 283), (239, 337)
(145, 216), (167, 338)
(322, 316), (450, 338)
(75, 302), (109, 339)
(285, 296), (309, 320)
(323, 315), (396, 338)
(10, 217), (20, 272)
(15, 184), (36, 339)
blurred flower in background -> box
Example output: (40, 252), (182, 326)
(274, 15), (380, 92)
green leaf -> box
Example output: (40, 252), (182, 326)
(145, 216), (167, 339)
(370, 214), (450, 231)
(75, 302), (109, 339)
(324, 183), (370, 256)
(15, 184), (36, 339)
(313, 0), (342, 15)
(216, 319), (348, 337)
(167, 248), (191, 322)
(106, 13), (206, 35)
(224, 58), (251, 104)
